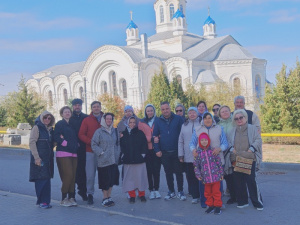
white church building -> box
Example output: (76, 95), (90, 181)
(26, 0), (266, 114)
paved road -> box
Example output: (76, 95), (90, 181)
(0, 148), (299, 225)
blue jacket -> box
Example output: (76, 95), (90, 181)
(153, 113), (184, 153)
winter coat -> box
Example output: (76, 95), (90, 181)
(78, 112), (103, 153)
(69, 111), (88, 151)
(54, 119), (78, 154)
(91, 125), (120, 168)
(120, 127), (147, 164)
(178, 118), (201, 163)
(29, 111), (54, 182)
(153, 113), (184, 153)
(194, 147), (224, 184)
(230, 124), (263, 169)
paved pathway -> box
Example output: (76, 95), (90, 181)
(0, 148), (299, 225)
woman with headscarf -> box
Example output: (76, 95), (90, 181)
(218, 105), (236, 204)
(29, 111), (55, 209)
(138, 104), (161, 200)
(120, 116), (148, 204)
(189, 112), (229, 208)
(117, 105), (140, 134)
(91, 113), (120, 207)
(178, 107), (201, 204)
(230, 109), (263, 210)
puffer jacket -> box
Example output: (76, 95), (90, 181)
(194, 147), (223, 184)
(91, 126), (120, 168)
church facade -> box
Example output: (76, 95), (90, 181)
(26, 0), (266, 115)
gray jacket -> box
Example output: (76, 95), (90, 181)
(178, 118), (201, 163)
(91, 127), (120, 168)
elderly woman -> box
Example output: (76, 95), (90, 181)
(54, 106), (79, 207)
(120, 116), (148, 203)
(178, 107), (200, 204)
(91, 113), (120, 207)
(29, 111), (55, 209)
(175, 104), (186, 120)
(218, 105), (236, 204)
(190, 112), (228, 208)
(230, 109), (263, 210)
(117, 105), (140, 133)
(197, 101), (208, 122)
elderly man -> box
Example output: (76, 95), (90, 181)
(69, 99), (88, 201)
(79, 101), (104, 205)
(234, 96), (261, 132)
(153, 101), (185, 201)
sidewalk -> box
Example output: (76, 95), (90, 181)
(1, 148), (300, 225)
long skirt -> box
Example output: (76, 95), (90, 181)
(35, 179), (51, 204)
(97, 164), (119, 191)
(122, 163), (148, 192)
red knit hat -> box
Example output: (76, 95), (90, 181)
(198, 132), (211, 149)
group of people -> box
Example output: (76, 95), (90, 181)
(29, 95), (263, 215)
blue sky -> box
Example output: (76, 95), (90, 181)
(0, 0), (299, 96)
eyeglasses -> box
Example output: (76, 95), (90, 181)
(176, 110), (183, 113)
(43, 116), (52, 121)
(234, 116), (244, 121)
(212, 108), (220, 112)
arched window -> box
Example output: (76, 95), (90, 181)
(160, 5), (164, 23)
(79, 87), (84, 102)
(169, 4), (175, 20)
(111, 72), (117, 96)
(63, 89), (68, 105)
(233, 77), (241, 93)
(48, 90), (53, 107)
(176, 75), (182, 86)
(101, 81), (108, 94)
(255, 75), (261, 98)
(121, 79), (128, 98)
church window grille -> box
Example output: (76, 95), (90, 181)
(48, 90), (53, 107)
(176, 75), (182, 86)
(233, 77), (241, 93)
(170, 4), (175, 20)
(101, 81), (108, 94)
(160, 5), (164, 23)
(111, 72), (117, 96)
(180, 4), (183, 12)
(79, 87), (84, 102)
(255, 75), (261, 98)
(121, 79), (127, 99)
(63, 89), (68, 105)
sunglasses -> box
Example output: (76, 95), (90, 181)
(176, 109), (183, 113)
(43, 116), (52, 120)
(212, 108), (220, 112)
(234, 116), (244, 121)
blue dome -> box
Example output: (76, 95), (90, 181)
(172, 9), (185, 19)
(204, 16), (215, 25)
(126, 20), (138, 29)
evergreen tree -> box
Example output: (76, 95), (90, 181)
(146, 67), (172, 114)
(184, 83), (202, 107)
(170, 76), (187, 109)
(0, 106), (7, 127)
(3, 76), (45, 127)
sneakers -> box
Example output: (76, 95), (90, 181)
(226, 198), (237, 204)
(177, 191), (187, 201)
(149, 191), (156, 200)
(102, 198), (114, 207)
(140, 196), (147, 202)
(39, 203), (52, 209)
(191, 198), (199, 204)
(256, 207), (264, 211)
(78, 191), (88, 201)
(237, 203), (249, 208)
(129, 197), (135, 204)
(69, 198), (78, 207)
(214, 207), (221, 215)
(60, 198), (72, 207)
(164, 191), (176, 200)
(108, 197), (115, 206)
(154, 191), (161, 199)
(201, 203), (207, 208)
(205, 206), (215, 214)
(87, 194), (94, 205)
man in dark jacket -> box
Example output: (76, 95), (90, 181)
(69, 98), (88, 201)
(153, 101), (185, 201)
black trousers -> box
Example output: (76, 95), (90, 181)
(233, 161), (263, 208)
(161, 151), (183, 193)
(224, 173), (236, 200)
(75, 148), (87, 194)
(185, 162), (200, 199)
(145, 150), (161, 191)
